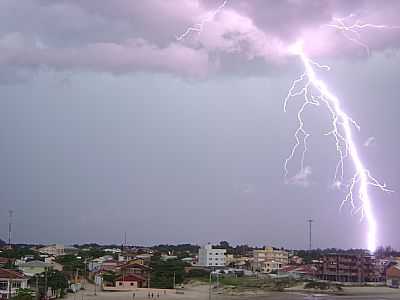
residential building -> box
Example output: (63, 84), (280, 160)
(38, 244), (65, 257)
(100, 260), (120, 272)
(386, 265), (400, 288)
(317, 253), (380, 282)
(262, 260), (284, 273)
(198, 244), (226, 267)
(0, 268), (28, 299)
(252, 247), (289, 273)
(120, 262), (151, 282)
(18, 260), (53, 276)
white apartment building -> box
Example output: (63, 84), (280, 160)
(198, 244), (226, 267)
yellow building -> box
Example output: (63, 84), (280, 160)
(252, 247), (289, 273)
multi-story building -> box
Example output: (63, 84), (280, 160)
(317, 253), (380, 282)
(198, 244), (226, 267)
(252, 247), (289, 273)
(38, 244), (65, 257)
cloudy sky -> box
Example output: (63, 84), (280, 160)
(0, 0), (399, 250)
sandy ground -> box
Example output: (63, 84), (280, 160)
(67, 282), (400, 300)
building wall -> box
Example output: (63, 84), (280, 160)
(318, 254), (379, 282)
(0, 279), (28, 299)
(115, 280), (138, 290)
(252, 248), (289, 272)
(38, 244), (65, 257)
(198, 245), (226, 267)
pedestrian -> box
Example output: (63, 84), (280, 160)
(151, 292), (154, 298)
(132, 292), (135, 300)
(157, 292), (159, 298)
(148, 292), (150, 298)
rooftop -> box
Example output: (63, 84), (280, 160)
(0, 268), (27, 279)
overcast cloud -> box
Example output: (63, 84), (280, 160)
(0, 1), (399, 250)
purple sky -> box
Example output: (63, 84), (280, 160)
(0, 0), (399, 249)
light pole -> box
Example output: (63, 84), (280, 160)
(208, 272), (212, 300)
(307, 219), (314, 251)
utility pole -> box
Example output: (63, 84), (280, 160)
(173, 272), (175, 289)
(8, 210), (13, 248)
(208, 272), (212, 300)
(44, 267), (48, 300)
(307, 219), (314, 251)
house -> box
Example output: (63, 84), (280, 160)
(120, 262), (151, 282)
(0, 268), (28, 299)
(261, 260), (284, 273)
(18, 260), (53, 276)
(252, 247), (289, 272)
(198, 244), (226, 267)
(386, 265), (400, 288)
(100, 260), (120, 272)
(37, 244), (65, 257)
(100, 262), (151, 291)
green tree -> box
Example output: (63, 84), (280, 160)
(12, 288), (34, 300)
(150, 257), (188, 288)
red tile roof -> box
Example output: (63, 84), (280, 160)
(0, 268), (27, 279)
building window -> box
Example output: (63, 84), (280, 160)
(0, 281), (7, 291)
(130, 283), (134, 286)
(119, 282), (123, 286)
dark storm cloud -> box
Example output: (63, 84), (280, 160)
(1, 0), (400, 82)
(0, 1), (399, 250)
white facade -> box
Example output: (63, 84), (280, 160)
(0, 272), (28, 299)
(198, 244), (226, 267)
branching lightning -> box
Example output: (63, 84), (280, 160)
(326, 14), (400, 55)
(176, 0), (229, 41)
(284, 41), (392, 252)
(177, 2), (396, 252)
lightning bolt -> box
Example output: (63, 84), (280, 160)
(325, 14), (400, 55)
(176, 3), (396, 252)
(176, 0), (229, 41)
(284, 41), (392, 253)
